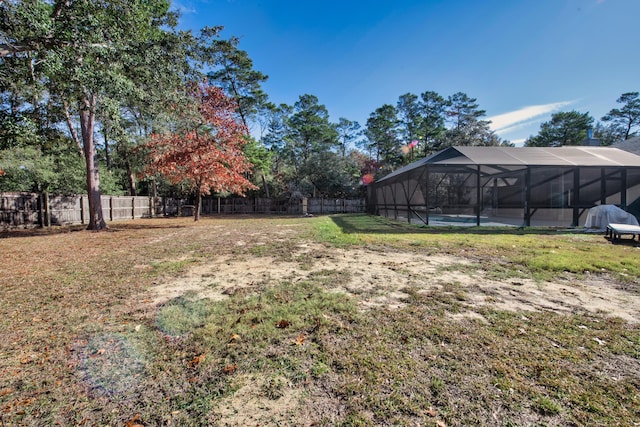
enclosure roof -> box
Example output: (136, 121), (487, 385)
(377, 146), (640, 182)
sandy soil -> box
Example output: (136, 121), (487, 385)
(149, 241), (640, 323)
(146, 241), (640, 425)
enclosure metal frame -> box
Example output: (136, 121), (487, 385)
(367, 147), (640, 227)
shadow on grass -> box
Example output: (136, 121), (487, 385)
(0, 224), (88, 239)
(330, 214), (588, 236)
(0, 219), (188, 239)
(606, 236), (640, 247)
(0, 214), (306, 239)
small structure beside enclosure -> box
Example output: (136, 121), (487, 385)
(367, 146), (640, 227)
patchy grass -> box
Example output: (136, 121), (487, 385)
(316, 214), (640, 283)
(1, 214), (639, 426)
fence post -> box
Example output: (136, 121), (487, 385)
(44, 192), (50, 227)
(132, 197), (135, 219)
(38, 193), (44, 227)
(109, 197), (114, 222)
(80, 196), (85, 225)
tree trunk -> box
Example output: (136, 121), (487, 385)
(194, 186), (201, 222)
(261, 173), (270, 198)
(151, 177), (157, 198)
(126, 158), (137, 196)
(28, 55), (43, 133)
(63, 98), (84, 156)
(79, 93), (107, 230)
(103, 126), (111, 169)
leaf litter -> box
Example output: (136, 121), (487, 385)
(2, 217), (640, 426)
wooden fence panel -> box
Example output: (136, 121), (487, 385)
(1, 192), (365, 228)
(49, 196), (84, 225)
(0, 193), (39, 227)
(307, 198), (364, 214)
(109, 196), (131, 221)
(101, 196), (112, 222)
(161, 198), (181, 217)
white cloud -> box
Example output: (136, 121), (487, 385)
(173, 1), (197, 14)
(488, 101), (575, 134)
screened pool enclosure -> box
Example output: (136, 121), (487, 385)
(367, 146), (640, 227)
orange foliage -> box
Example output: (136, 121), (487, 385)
(142, 83), (257, 196)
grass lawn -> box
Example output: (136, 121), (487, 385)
(1, 214), (639, 426)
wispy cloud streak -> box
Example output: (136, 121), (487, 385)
(488, 101), (575, 134)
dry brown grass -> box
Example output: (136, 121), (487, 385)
(1, 215), (639, 426)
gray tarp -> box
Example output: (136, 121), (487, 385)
(584, 205), (640, 230)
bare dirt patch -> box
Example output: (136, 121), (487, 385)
(150, 242), (640, 322)
(213, 375), (301, 426)
(146, 240), (640, 425)
(149, 243), (471, 309)
(149, 243), (640, 323)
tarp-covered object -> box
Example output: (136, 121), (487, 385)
(584, 205), (639, 230)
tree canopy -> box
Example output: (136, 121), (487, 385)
(601, 92), (640, 141)
(525, 111), (594, 147)
(142, 84), (256, 220)
(0, 0), (189, 229)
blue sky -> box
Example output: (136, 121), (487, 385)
(175, 0), (640, 145)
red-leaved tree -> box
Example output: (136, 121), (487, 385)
(143, 83), (257, 220)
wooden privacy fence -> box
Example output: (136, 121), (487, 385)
(207, 197), (365, 215)
(0, 192), (365, 228)
(0, 193), (160, 227)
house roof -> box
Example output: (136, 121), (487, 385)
(613, 136), (640, 156)
(377, 146), (640, 183)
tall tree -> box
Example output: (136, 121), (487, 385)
(419, 90), (448, 155)
(446, 92), (485, 129)
(593, 121), (619, 146)
(444, 119), (503, 147)
(525, 111), (594, 147)
(260, 103), (294, 191)
(205, 33), (269, 130)
(365, 104), (401, 171)
(98, 27), (195, 197)
(202, 31), (271, 195)
(443, 92), (499, 147)
(336, 117), (361, 157)
(142, 84), (256, 221)
(0, 0), (185, 230)
(396, 93), (423, 144)
(287, 94), (338, 165)
(601, 91), (640, 141)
